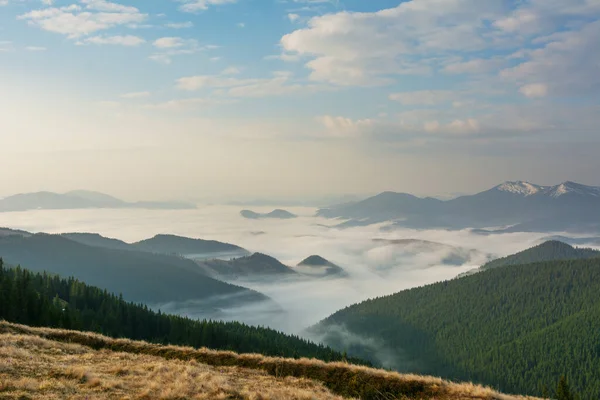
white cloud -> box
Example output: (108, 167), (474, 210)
(41, 0), (54, 5)
(149, 54), (172, 64)
(494, 0), (600, 35)
(389, 90), (454, 106)
(519, 83), (548, 98)
(280, 0), (508, 85)
(153, 36), (184, 48)
(0, 41), (12, 52)
(317, 115), (375, 138)
(81, 0), (138, 13)
(150, 37), (210, 64)
(178, 0), (237, 13)
(177, 71), (330, 98)
(25, 46), (47, 51)
(120, 91), (151, 99)
(501, 20), (600, 96)
(221, 66), (241, 75)
(177, 76), (261, 91)
(424, 119), (481, 135)
(165, 21), (193, 29)
(80, 34), (145, 46)
(443, 58), (505, 75)
(237, 22), (245, 28)
(288, 13), (300, 22)
(18, 2), (146, 39)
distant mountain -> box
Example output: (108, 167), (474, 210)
(0, 234), (270, 311)
(480, 240), (600, 271)
(311, 254), (600, 398)
(0, 190), (196, 212)
(61, 232), (249, 260)
(0, 227), (31, 237)
(197, 253), (297, 279)
(295, 255), (348, 278)
(240, 209), (297, 220)
(318, 181), (600, 233)
(132, 234), (248, 258)
(61, 232), (133, 251)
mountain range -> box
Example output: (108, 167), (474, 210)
(0, 190), (196, 212)
(318, 181), (600, 233)
(0, 233), (269, 313)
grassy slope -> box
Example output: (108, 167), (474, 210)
(0, 322), (540, 400)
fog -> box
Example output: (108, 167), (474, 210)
(0, 205), (561, 334)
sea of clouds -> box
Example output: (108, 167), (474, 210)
(0, 205), (562, 334)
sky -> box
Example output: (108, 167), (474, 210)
(1, 0), (599, 202)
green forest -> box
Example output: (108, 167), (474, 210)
(314, 254), (600, 398)
(0, 259), (362, 364)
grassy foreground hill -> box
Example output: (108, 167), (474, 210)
(312, 252), (600, 398)
(0, 322), (541, 400)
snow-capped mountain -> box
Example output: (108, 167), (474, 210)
(317, 181), (600, 233)
(495, 181), (547, 196)
(541, 181), (600, 198)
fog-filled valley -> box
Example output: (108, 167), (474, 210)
(0, 204), (587, 334)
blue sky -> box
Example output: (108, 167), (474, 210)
(1, 0), (599, 201)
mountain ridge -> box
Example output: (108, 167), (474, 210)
(317, 180), (600, 233)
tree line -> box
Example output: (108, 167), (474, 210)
(0, 258), (364, 364)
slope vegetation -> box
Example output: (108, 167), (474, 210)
(0, 327), (343, 400)
(313, 256), (600, 398)
(0, 322), (540, 400)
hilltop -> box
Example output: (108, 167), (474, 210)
(0, 322), (541, 400)
(197, 252), (297, 279)
(296, 256), (348, 278)
(240, 209), (298, 219)
(480, 240), (600, 271)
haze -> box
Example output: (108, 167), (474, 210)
(1, 0), (600, 201)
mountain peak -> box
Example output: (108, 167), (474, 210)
(495, 181), (544, 196)
(544, 181), (600, 198)
(299, 255), (331, 266)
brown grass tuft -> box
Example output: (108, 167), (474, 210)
(0, 321), (544, 400)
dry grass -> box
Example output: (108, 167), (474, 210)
(0, 332), (346, 399)
(0, 321), (543, 400)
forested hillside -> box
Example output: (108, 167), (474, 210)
(481, 240), (600, 270)
(0, 234), (268, 309)
(0, 259), (359, 363)
(312, 256), (600, 398)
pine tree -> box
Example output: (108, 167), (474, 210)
(556, 376), (575, 400)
